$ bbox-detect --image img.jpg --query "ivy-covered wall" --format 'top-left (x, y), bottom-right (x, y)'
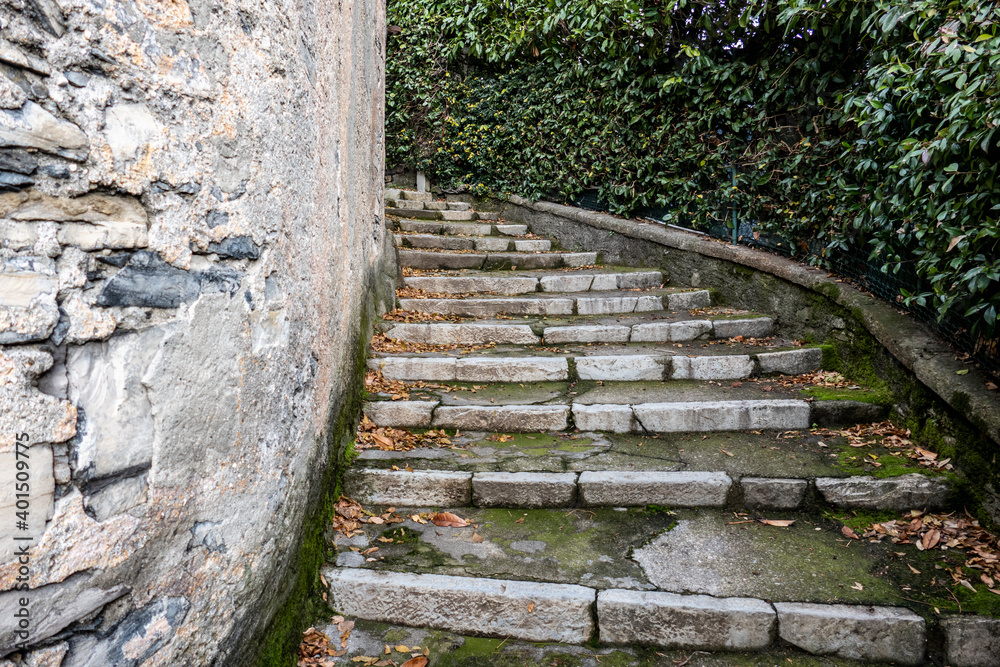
top-left (386, 0), bottom-right (1000, 341)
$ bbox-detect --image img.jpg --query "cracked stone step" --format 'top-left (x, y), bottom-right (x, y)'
top-left (578, 471), bottom-right (732, 507)
top-left (432, 405), bottom-right (571, 432)
top-left (398, 250), bottom-right (598, 271)
top-left (370, 349), bottom-right (822, 383)
top-left (814, 474), bottom-right (951, 510)
top-left (402, 270), bottom-right (663, 295)
top-left (322, 568), bottom-right (596, 643)
top-left (397, 289), bottom-right (707, 316)
top-left (774, 602), bottom-right (925, 665)
top-left (381, 317), bottom-right (773, 345)
top-left (597, 589), bottom-right (776, 651)
top-left (343, 468), bottom-right (471, 506)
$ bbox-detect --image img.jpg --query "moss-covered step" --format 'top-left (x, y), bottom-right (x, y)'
top-left (368, 348), bottom-right (821, 382)
top-left (343, 466), bottom-right (951, 512)
top-left (396, 288), bottom-right (708, 316)
top-left (401, 268), bottom-right (662, 294)
top-left (305, 616), bottom-right (873, 667)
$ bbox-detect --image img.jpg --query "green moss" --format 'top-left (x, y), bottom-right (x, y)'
top-left (824, 508), bottom-right (898, 533)
top-left (801, 385), bottom-right (893, 405)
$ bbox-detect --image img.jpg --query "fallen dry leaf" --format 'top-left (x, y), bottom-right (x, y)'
top-left (400, 657), bottom-right (428, 667)
top-left (760, 519), bottom-right (795, 527)
top-left (842, 525), bottom-right (860, 540)
top-left (431, 512), bottom-right (470, 527)
top-left (851, 582), bottom-right (864, 591)
top-left (472, 533), bottom-right (484, 543)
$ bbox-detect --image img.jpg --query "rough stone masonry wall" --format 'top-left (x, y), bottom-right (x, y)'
top-left (0, 0), bottom-right (393, 664)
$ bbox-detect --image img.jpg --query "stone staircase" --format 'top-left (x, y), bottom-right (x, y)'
top-left (315, 191), bottom-right (997, 666)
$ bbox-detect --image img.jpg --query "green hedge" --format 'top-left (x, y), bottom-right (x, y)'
top-left (386, 0), bottom-right (1000, 337)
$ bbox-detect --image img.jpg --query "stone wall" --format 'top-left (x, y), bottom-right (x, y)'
top-left (0, 0), bottom-right (393, 664)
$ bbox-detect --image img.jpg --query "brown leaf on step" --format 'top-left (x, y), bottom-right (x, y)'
top-left (400, 657), bottom-right (428, 667)
top-left (760, 519), bottom-right (795, 527)
top-left (851, 582), bottom-right (864, 591)
top-left (385, 645), bottom-right (391, 655)
top-left (528, 602), bottom-right (535, 613)
top-left (989, 588), bottom-right (1000, 596)
top-left (986, 381), bottom-right (998, 391)
top-left (922, 528), bottom-right (941, 550)
top-left (841, 525), bottom-right (860, 540)
top-left (431, 512), bottom-right (470, 527)
top-left (472, 533), bottom-right (485, 543)
top-left (369, 516), bottom-right (385, 525)
top-left (515, 517), bottom-right (526, 524)
top-left (908, 564), bottom-right (921, 575)
top-left (394, 646), bottom-right (411, 653)
top-left (720, 449), bottom-right (734, 457)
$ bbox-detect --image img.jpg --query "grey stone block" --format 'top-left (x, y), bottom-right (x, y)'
top-left (323, 568), bottom-right (596, 643)
top-left (631, 320), bottom-right (713, 343)
top-left (814, 474), bottom-right (951, 510)
top-left (363, 400), bottom-right (438, 427)
top-left (424, 201), bottom-right (448, 210)
top-left (713, 317), bottom-right (774, 339)
top-left (455, 357), bottom-right (568, 382)
top-left (562, 252), bottom-right (598, 266)
top-left (633, 400), bottom-right (810, 433)
top-left (667, 290), bottom-right (711, 310)
top-left (440, 210), bottom-right (476, 221)
top-left (635, 295), bottom-right (663, 312)
top-left (757, 348), bottom-right (823, 375)
top-left (671, 355), bottom-right (754, 381)
top-left (495, 224), bottom-right (528, 235)
top-left (589, 274), bottom-right (617, 291)
top-left (384, 323), bottom-right (540, 345)
top-left (373, 357), bottom-right (457, 381)
top-left (472, 472), bottom-right (578, 507)
top-left (572, 404), bottom-right (636, 433)
top-left (598, 589), bottom-right (775, 650)
top-left (775, 602), bottom-right (925, 665)
top-left (444, 223), bottom-right (493, 235)
top-left (473, 237), bottom-right (512, 251)
top-left (578, 471), bottom-right (732, 507)
top-left (741, 478), bottom-right (807, 510)
top-left (544, 325), bottom-right (630, 344)
top-left (394, 200), bottom-right (426, 210)
top-left (398, 221), bottom-right (443, 234)
top-left (513, 239), bottom-right (551, 251)
top-left (384, 188), bottom-right (402, 200)
top-left (398, 250), bottom-right (486, 270)
top-left (433, 405), bottom-right (570, 432)
top-left (577, 296), bottom-right (638, 315)
top-left (942, 617), bottom-right (1000, 667)
top-left (810, 400), bottom-right (889, 426)
top-left (576, 355), bottom-right (667, 381)
top-left (540, 274), bottom-right (593, 292)
top-left (401, 190), bottom-right (433, 202)
top-left (475, 211), bottom-right (501, 221)
top-left (447, 202), bottom-right (472, 211)
top-left (343, 468), bottom-right (471, 506)
top-left (617, 271), bottom-right (663, 289)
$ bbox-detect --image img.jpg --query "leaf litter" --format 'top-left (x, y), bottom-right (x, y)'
top-left (356, 414), bottom-right (452, 452)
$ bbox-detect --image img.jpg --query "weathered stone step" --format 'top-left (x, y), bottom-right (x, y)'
top-left (386, 198), bottom-right (472, 212)
top-left (402, 269), bottom-right (661, 294)
top-left (317, 617), bottom-right (889, 667)
top-left (361, 398), bottom-right (881, 433)
top-left (369, 348), bottom-right (822, 382)
top-left (385, 188), bottom-right (433, 202)
top-left (386, 207), bottom-right (479, 221)
top-left (381, 316), bottom-right (773, 345)
top-left (397, 288), bottom-right (708, 316)
top-left (343, 467), bottom-right (951, 511)
top-left (396, 233), bottom-right (553, 253)
top-left (399, 249), bottom-right (597, 271)
top-left (322, 505), bottom-right (978, 663)
top-left (396, 220), bottom-right (527, 236)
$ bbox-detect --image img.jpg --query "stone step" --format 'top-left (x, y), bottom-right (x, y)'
top-left (395, 234), bottom-right (553, 253)
top-left (396, 221), bottom-right (527, 236)
top-left (352, 428), bottom-right (953, 501)
top-left (321, 506), bottom-right (962, 663)
top-left (360, 399), bottom-right (880, 433)
top-left (386, 207), bottom-right (479, 221)
top-left (370, 348), bottom-right (821, 383)
top-left (399, 250), bottom-right (597, 271)
top-left (343, 467), bottom-right (950, 511)
top-left (382, 316), bottom-right (773, 345)
top-left (397, 288), bottom-right (708, 316)
top-left (402, 269), bottom-right (662, 295)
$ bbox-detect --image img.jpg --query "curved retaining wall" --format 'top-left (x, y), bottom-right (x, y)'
top-left (0, 1), bottom-right (392, 664)
top-left (502, 196), bottom-right (1000, 524)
